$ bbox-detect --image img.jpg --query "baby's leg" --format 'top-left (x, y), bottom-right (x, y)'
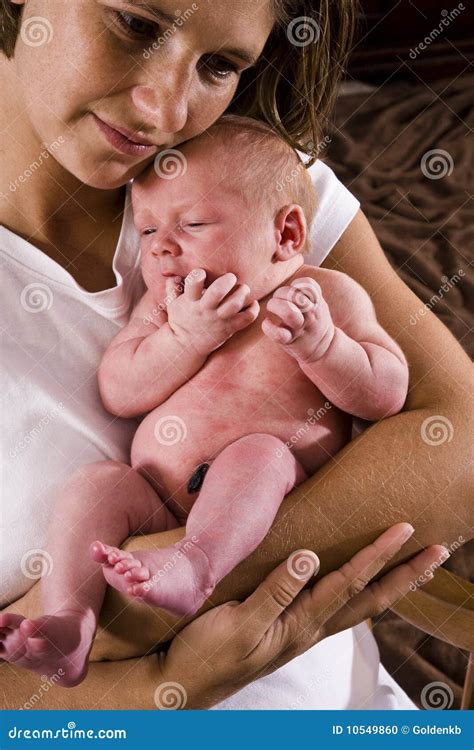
top-left (113, 435), bottom-right (306, 616)
top-left (0, 460), bottom-right (177, 686)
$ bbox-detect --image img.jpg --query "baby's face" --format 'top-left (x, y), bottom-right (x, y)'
top-left (132, 140), bottom-right (276, 300)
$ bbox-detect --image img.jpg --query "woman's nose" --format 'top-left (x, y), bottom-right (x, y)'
top-left (131, 64), bottom-right (191, 135)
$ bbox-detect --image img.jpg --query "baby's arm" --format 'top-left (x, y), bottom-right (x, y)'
top-left (99, 271), bottom-right (259, 418)
top-left (262, 270), bottom-right (408, 421)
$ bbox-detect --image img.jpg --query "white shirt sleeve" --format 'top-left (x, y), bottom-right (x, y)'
top-left (303, 159), bottom-right (360, 267)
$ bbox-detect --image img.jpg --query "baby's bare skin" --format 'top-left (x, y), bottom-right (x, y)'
top-left (0, 132), bottom-right (408, 686)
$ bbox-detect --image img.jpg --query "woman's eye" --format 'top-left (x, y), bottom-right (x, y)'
top-left (199, 56), bottom-right (240, 82)
top-left (113, 11), bottom-right (157, 39)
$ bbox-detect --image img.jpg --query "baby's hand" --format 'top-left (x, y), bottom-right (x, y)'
top-left (166, 269), bottom-right (260, 357)
top-left (262, 277), bottom-right (335, 362)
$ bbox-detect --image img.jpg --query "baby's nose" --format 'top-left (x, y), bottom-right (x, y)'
top-left (152, 234), bottom-right (181, 257)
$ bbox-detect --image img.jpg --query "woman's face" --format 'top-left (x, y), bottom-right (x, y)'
top-left (10, 0), bottom-right (275, 188)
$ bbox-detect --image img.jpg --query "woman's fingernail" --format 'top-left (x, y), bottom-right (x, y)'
top-left (439, 546), bottom-right (450, 562)
top-left (401, 524), bottom-right (415, 541)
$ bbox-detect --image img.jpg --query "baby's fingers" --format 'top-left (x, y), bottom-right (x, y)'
top-left (262, 317), bottom-right (294, 345)
top-left (184, 269), bottom-right (206, 301)
top-left (266, 298), bottom-right (305, 329)
top-left (216, 284), bottom-right (251, 319)
top-left (165, 276), bottom-right (183, 306)
top-left (231, 300), bottom-right (260, 331)
top-left (201, 273), bottom-right (238, 309)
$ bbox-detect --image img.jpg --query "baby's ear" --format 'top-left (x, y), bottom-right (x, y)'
top-left (273, 204), bottom-right (307, 262)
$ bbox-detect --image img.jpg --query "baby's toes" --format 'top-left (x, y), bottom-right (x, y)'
top-left (89, 540), bottom-right (115, 563)
top-left (107, 548), bottom-right (132, 565)
top-left (127, 582), bottom-right (149, 598)
top-left (114, 558), bottom-right (141, 574)
top-left (26, 636), bottom-right (53, 656)
top-left (124, 564), bottom-right (150, 583)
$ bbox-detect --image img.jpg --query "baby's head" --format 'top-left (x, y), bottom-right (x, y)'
top-left (132, 114), bottom-right (317, 300)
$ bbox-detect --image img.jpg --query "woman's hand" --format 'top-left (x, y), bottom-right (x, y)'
top-left (157, 523), bottom-right (448, 709)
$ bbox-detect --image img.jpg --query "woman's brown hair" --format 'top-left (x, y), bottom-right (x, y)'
top-left (1, 0), bottom-right (359, 163)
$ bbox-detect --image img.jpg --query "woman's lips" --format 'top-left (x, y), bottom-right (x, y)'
top-left (92, 114), bottom-right (157, 156)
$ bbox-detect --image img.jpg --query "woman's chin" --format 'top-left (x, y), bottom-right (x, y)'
top-left (75, 159), bottom-right (155, 190)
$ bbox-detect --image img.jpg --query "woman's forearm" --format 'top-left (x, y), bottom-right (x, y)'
top-left (91, 396), bottom-right (471, 661)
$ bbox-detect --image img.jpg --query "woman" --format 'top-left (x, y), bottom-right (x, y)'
top-left (1, 0), bottom-right (471, 709)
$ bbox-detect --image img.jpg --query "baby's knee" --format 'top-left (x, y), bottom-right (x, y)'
top-left (61, 460), bottom-right (132, 499)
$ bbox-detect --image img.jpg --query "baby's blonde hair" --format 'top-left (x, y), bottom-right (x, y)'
top-left (187, 114), bottom-right (318, 253)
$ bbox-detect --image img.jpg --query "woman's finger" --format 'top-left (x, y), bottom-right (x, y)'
top-left (237, 549), bottom-right (320, 642)
top-left (306, 523), bottom-right (416, 625)
top-left (322, 544), bottom-right (450, 638)
top-left (184, 268), bottom-right (206, 301)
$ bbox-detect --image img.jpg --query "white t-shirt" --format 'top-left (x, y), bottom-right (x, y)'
top-left (0, 160), bottom-right (415, 709)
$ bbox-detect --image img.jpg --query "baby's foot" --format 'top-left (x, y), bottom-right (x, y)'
top-left (90, 540), bottom-right (215, 617)
top-left (0, 609), bottom-right (96, 687)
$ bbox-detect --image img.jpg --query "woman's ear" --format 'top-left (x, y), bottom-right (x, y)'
top-left (272, 204), bottom-right (307, 262)
top-left (11, 1), bottom-right (26, 5)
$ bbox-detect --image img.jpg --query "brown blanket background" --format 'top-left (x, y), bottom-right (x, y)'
top-left (325, 72), bottom-right (473, 708)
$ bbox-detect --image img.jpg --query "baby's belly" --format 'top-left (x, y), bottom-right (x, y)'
top-left (130, 377), bottom-right (352, 522)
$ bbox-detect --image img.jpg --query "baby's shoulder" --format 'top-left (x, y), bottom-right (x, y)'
top-left (291, 264), bottom-right (357, 295)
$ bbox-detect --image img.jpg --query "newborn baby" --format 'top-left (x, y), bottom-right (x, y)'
top-left (0, 115), bottom-right (408, 686)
